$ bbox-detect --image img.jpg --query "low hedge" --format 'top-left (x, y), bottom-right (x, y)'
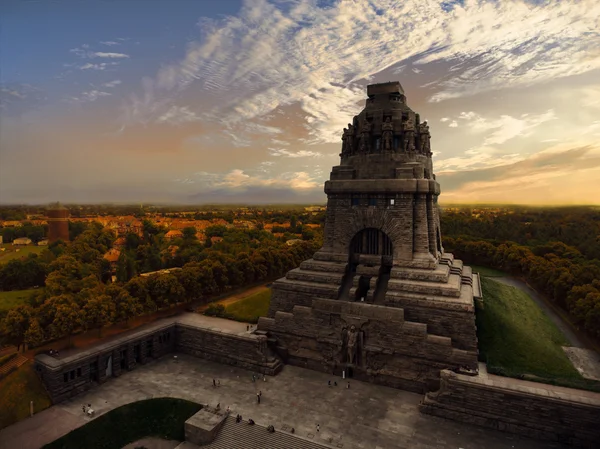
top-left (44, 398), bottom-right (202, 449)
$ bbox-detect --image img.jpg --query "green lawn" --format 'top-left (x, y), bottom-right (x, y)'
top-left (470, 264), bottom-right (507, 278)
top-left (0, 289), bottom-right (38, 312)
top-left (43, 398), bottom-right (202, 449)
top-left (225, 289), bottom-right (271, 323)
top-left (476, 277), bottom-right (588, 383)
top-left (0, 244), bottom-right (45, 265)
top-left (0, 362), bottom-right (52, 430)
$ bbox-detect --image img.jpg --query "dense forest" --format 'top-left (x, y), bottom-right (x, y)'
top-left (0, 215), bottom-right (322, 351)
top-left (441, 207), bottom-right (600, 338)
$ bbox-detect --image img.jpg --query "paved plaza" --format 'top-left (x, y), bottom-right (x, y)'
top-left (0, 354), bottom-right (565, 449)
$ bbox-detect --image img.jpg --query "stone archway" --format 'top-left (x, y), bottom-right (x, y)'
top-left (349, 228), bottom-right (393, 263)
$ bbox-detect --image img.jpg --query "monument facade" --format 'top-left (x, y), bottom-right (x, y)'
top-left (258, 81), bottom-right (482, 392)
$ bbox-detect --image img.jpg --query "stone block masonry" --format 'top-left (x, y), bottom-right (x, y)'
top-left (420, 367), bottom-right (600, 448)
top-left (34, 314), bottom-right (281, 404)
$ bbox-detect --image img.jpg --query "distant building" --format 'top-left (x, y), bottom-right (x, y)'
top-left (37, 239), bottom-right (49, 246)
top-left (47, 202), bottom-right (70, 243)
top-left (13, 237), bottom-right (32, 246)
top-left (165, 230), bottom-right (183, 240)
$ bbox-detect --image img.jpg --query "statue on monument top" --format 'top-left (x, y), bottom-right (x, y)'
top-left (419, 121), bottom-right (431, 154)
top-left (359, 121), bottom-right (372, 153)
top-left (341, 124), bottom-right (354, 154)
top-left (381, 117), bottom-right (394, 151)
top-left (403, 118), bottom-right (416, 152)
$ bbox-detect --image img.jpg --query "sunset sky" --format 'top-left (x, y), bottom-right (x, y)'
top-left (1, 0), bottom-right (599, 205)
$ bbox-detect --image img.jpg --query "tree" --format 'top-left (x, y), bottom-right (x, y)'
top-left (50, 298), bottom-right (82, 347)
top-left (83, 295), bottom-right (115, 336)
top-left (1, 306), bottom-right (31, 352)
top-left (25, 319), bottom-right (45, 348)
top-left (116, 251), bottom-right (128, 283)
top-left (114, 289), bottom-right (142, 325)
top-left (182, 227), bottom-right (197, 240)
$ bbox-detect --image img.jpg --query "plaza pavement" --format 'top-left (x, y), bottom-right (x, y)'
top-left (0, 354), bottom-right (565, 449)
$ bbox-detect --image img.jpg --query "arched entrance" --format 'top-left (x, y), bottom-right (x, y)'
top-left (338, 228), bottom-right (393, 302)
top-left (349, 228), bottom-right (393, 263)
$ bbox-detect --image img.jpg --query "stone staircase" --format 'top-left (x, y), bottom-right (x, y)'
top-left (0, 354), bottom-right (28, 375)
top-left (177, 416), bottom-right (335, 449)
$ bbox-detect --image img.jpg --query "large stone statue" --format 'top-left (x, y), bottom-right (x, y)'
top-left (346, 325), bottom-right (358, 364)
top-left (359, 121), bottom-right (372, 152)
top-left (341, 124), bottom-right (354, 154)
top-left (419, 121), bottom-right (431, 154)
top-left (403, 118), bottom-right (415, 152)
top-left (381, 117), bottom-right (394, 151)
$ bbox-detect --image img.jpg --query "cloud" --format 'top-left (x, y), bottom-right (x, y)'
top-left (440, 117), bottom-right (450, 122)
top-left (157, 106), bottom-right (202, 125)
top-left (78, 90), bottom-right (112, 102)
top-left (458, 109), bottom-right (557, 145)
top-left (77, 62), bottom-right (119, 70)
top-left (189, 169), bottom-right (319, 191)
top-left (122, 0), bottom-right (600, 144)
top-left (100, 41), bottom-right (120, 46)
top-left (268, 148), bottom-right (322, 158)
top-left (0, 83), bottom-right (47, 114)
top-left (449, 121), bottom-right (458, 128)
top-left (70, 47), bottom-right (129, 59)
top-left (102, 80), bottom-right (122, 88)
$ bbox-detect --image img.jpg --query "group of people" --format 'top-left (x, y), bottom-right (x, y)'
top-left (328, 379), bottom-right (351, 389)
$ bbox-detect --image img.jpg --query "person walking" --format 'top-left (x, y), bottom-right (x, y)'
top-left (347, 382), bottom-right (350, 389)
top-left (257, 392), bottom-right (261, 404)
top-left (213, 378), bottom-right (216, 387)
top-left (328, 380), bottom-right (331, 387)
top-left (259, 390), bottom-right (262, 397)
top-left (316, 424), bottom-right (320, 432)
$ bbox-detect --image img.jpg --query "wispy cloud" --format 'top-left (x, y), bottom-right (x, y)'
top-left (70, 46), bottom-right (129, 59)
top-left (122, 0), bottom-right (600, 145)
top-left (187, 169), bottom-right (319, 191)
top-left (102, 80), bottom-right (122, 88)
top-left (100, 41), bottom-right (120, 46)
top-left (76, 62), bottom-right (119, 70)
top-left (268, 148), bottom-right (322, 158)
top-left (157, 106), bottom-right (201, 125)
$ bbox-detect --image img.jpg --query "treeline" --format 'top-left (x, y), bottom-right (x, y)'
top-left (441, 207), bottom-right (600, 338)
top-left (0, 221), bottom-right (321, 350)
top-left (1, 222), bottom-right (47, 243)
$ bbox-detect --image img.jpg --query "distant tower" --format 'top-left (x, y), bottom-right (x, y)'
top-left (47, 202), bottom-right (70, 243)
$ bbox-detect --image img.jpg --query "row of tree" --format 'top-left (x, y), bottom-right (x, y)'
top-left (441, 207), bottom-right (600, 338)
top-left (0, 220), bottom-right (321, 350)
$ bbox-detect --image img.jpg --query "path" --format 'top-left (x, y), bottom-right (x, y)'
top-left (0, 355), bottom-right (566, 449)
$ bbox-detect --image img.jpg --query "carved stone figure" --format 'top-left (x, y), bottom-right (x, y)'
top-left (359, 121), bottom-right (372, 152)
top-left (419, 121), bottom-right (430, 154)
top-left (403, 118), bottom-right (415, 152)
top-left (346, 325), bottom-right (358, 364)
top-left (381, 117), bottom-right (394, 151)
top-left (341, 124), bottom-right (354, 154)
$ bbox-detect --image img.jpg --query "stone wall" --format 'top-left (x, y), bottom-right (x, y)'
top-left (177, 324), bottom-right (282, 376)
top-left (35, 315), bottom-right (282, 404)
top-left (420, 369), bottom-right (600, 448)
top-left (259, 299), bottom-right (477, 393)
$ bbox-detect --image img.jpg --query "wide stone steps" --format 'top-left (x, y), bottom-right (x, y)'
top-left (299, 259), bottom-right (348, 273)
top-left (189, 416), bottom-right (334, 449)
top-left (285, 268), bottom-right (345, 285)
top-left (274, 278), bottom-right (340, 299)
top-left (386, 274), bottom-right (462, 297)
top-left (390, 264), bottom-right (450, 282)
top-left (0, 354), bottom-right (28, 375)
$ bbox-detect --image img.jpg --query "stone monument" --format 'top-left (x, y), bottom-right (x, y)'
top-left (258, 81), bottom-right (482, 392)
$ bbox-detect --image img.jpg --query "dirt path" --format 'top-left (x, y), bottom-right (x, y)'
top-left (194, 285), bottom-right (269, 312)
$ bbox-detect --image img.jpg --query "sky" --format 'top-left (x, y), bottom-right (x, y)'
top-left (1, 0), bottom-right (600, 206)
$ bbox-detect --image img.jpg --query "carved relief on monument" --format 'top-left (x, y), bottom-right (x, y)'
top-left (359, 121), bottom-right (372, 153)
top-left (418, 121), bottom-right (431, 154)
top-left (341, 123), bottom-right (354, 155)
top-left (381, 117), bottom-right (394, 152)
top-left (340, 324), bottom-right (365, 366)
top-left (403, 118), bottom-right (416, 152)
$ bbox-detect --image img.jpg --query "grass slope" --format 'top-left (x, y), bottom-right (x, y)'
top-left (470, 265), bottom-right (507, 278)
top-left (44, 398), bottom-right (202, 449)
top-left (0, 361), bottom-right (52, 430)
top-left (226, 289), bottom-right (271, 323)
top-left (0, 289), bottom-right (37, 312)
top-left (476, 277), bottom-right (581, 380)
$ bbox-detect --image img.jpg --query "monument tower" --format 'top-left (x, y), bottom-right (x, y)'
top-left (258, 81), bottom-right (482, 392)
